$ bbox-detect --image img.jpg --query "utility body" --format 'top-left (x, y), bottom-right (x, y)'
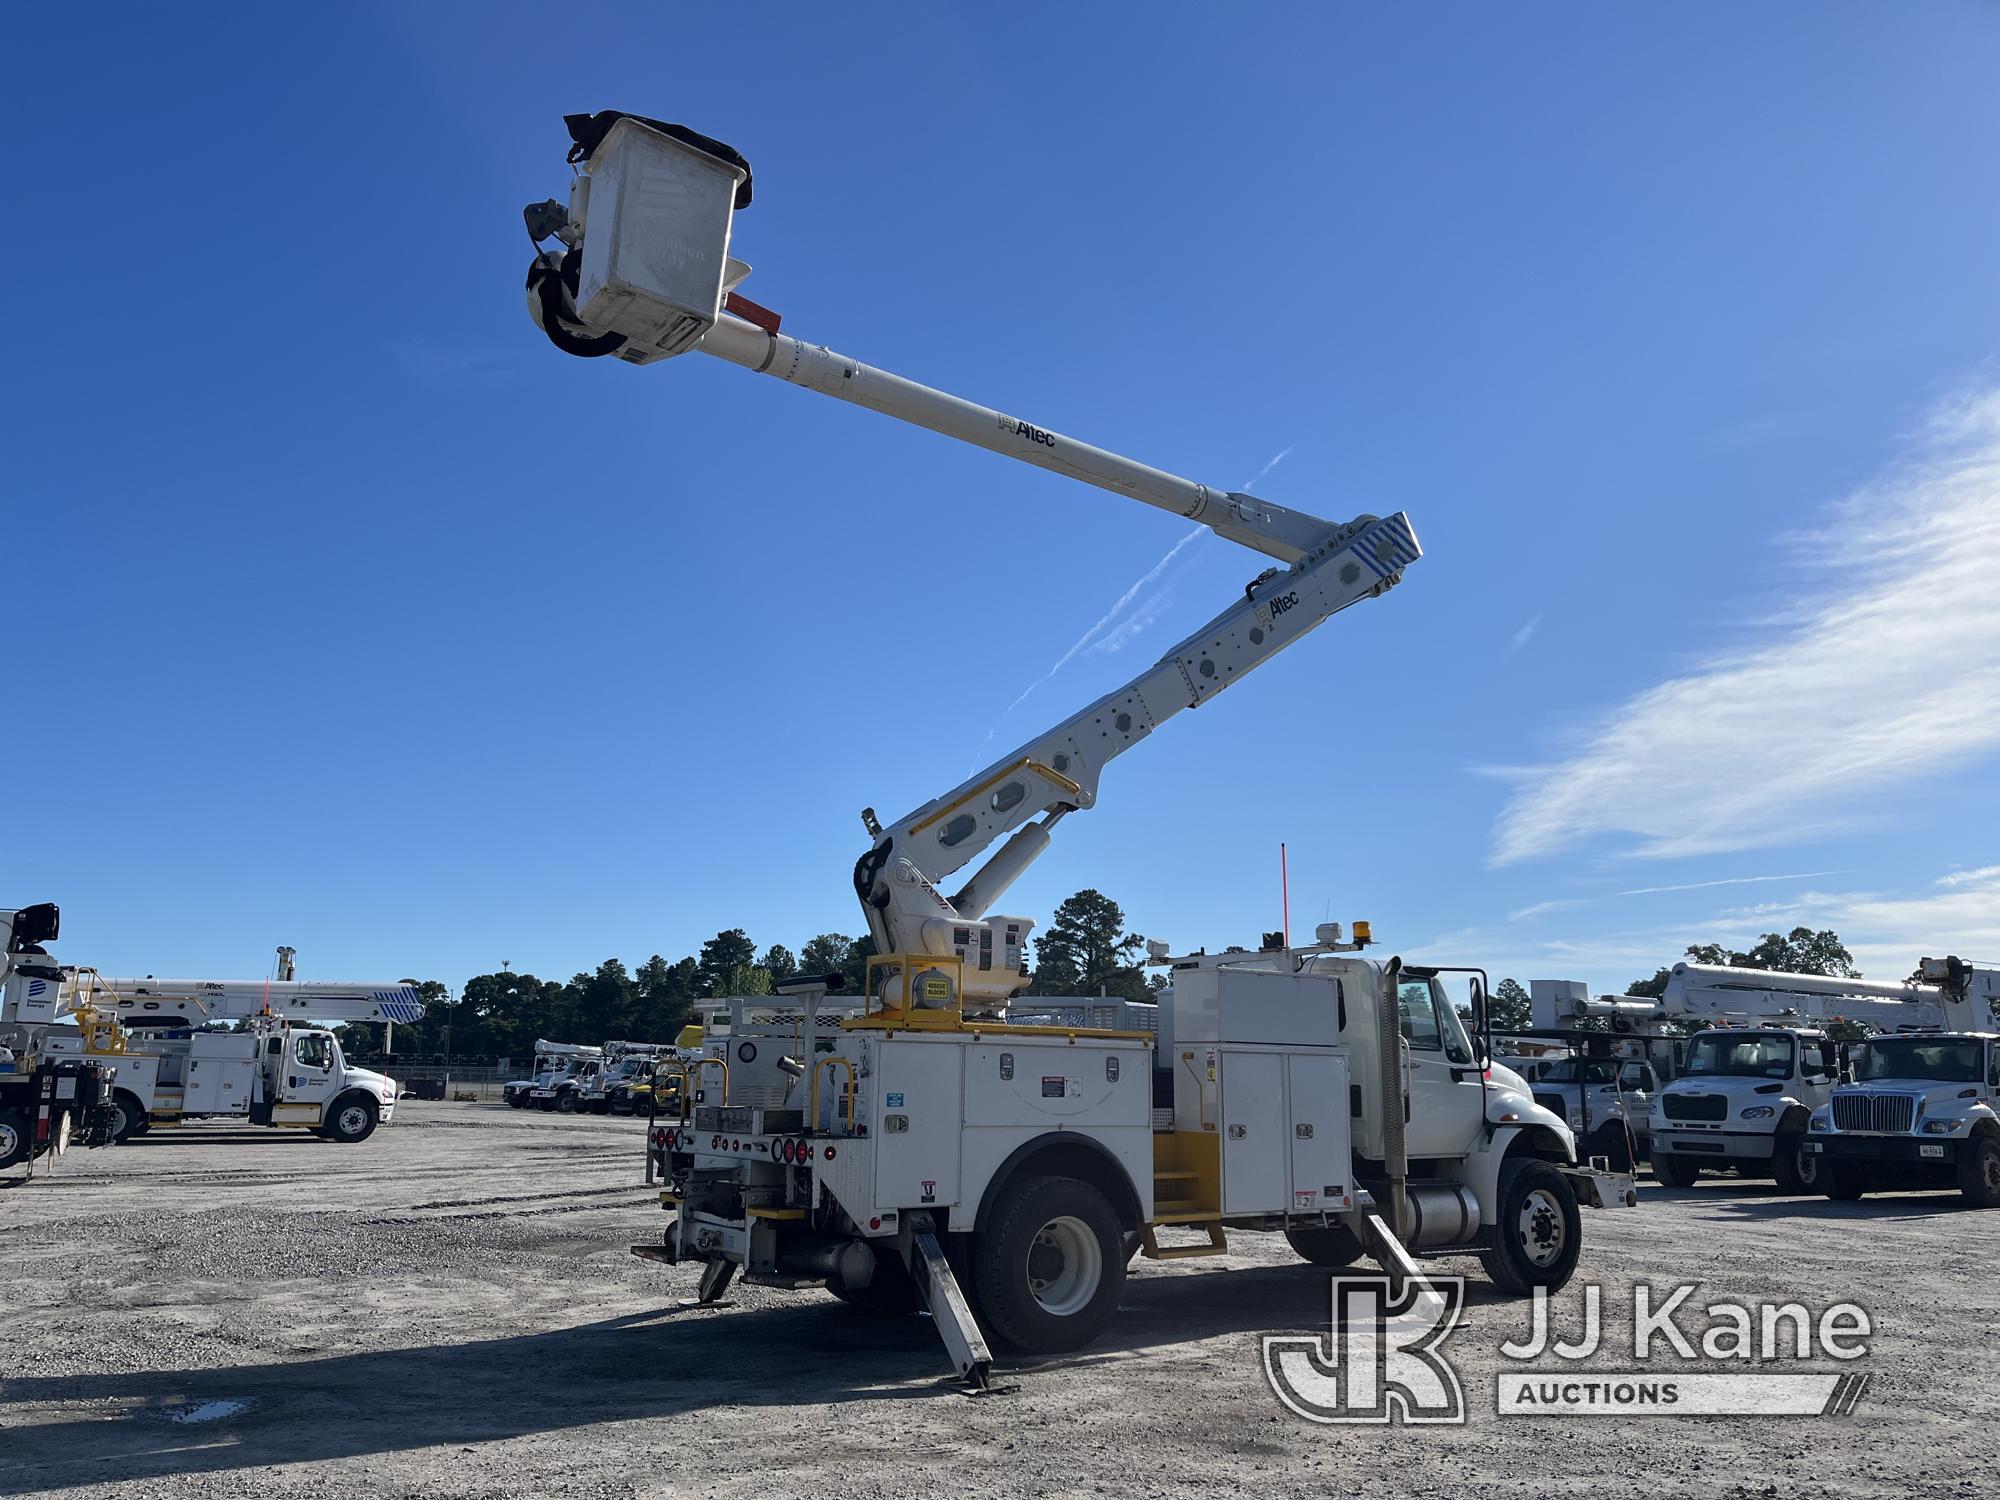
top-left (521, 111), bottom-right (1631, 1383)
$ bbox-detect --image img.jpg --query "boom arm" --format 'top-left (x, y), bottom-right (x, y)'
top-left (523, 113), bottom-right (1424, 1002)
top-left (62, 970), bottom-right (426, 1028)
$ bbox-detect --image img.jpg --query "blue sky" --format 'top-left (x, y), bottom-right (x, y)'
top-left (10, 4), bottom-right (1999, 1002)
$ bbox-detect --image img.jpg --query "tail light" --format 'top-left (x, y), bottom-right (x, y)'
top-left (822, 1144), bottom-right (837, 1161)
top-left (652, 1128), bottom-right (667, 1148)
top-left (779, 1137), bottom-right (795, 1163)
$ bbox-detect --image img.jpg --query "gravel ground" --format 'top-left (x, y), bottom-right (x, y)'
top-left (2, 1104), bottom-right (1995, 1499)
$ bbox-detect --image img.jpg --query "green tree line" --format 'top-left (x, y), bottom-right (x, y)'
top-left (343, 888), bottom-right (1164, 1061)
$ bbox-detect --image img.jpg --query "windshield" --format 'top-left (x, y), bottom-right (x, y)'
top-left (1855, 1039), bottom-right (1984, 1083)
top-left (1683, 1032), bottom-right (1794, 1079)
top-left (1535, 1059), bottom-right (1618, 1085)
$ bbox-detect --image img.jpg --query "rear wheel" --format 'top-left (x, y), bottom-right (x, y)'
top-left (972, 1175), bottom-right (1126, 1355)
top-left (1958, 1134), bottom-right (2000, 1209)
top-left (1651, 1152), bottom-right (1700, 1188)
top-left (324, 1095), bottom-right (378, 1144)
top-left (1285, 1224), bottom-right (1366, 1267)
top-left (0, 1111), bottom-right (30, 1170)
top-left (828, 1248), bottom-right (924, 1316)
top-left (1480, 1158), bottom-right (1582, 1295)
top-left (108, 1092), bottom-right (147, 1144)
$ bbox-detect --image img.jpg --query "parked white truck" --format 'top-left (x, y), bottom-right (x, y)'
top-left (0, 904), bottom-right (120, 1173)
top-left (1540, 959), bottom-right (1994, 1191)
top-left (1806, 1024), bottom-right (2000, 1207)
top-left (45, 964), bottom-right (423, 1144)
top-left (503, 1040), bottom-right (596, 1108)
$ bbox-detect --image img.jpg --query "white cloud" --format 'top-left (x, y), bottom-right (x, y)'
top-left (1490, 386), bottom-right (2000, 865)
top-left (1507, 614), bottom-right (1542, 654)
top-left (1615, 870), bottom-right (1844, 898)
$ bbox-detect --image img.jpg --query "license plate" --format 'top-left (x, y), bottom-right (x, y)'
top-left (1920, 1143), bottom-right (1945, 1158)
top-left (1804, 1141), bottom-right (1822, 1153)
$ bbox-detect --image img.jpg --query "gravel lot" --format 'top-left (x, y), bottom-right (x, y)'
top-left (2, 1104), bottom-right (1995, 1499)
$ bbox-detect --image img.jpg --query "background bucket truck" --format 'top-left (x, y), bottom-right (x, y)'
top-left (1537, 959), bottom-right (1992, 1191)
top-left (521, 109), bottom-right (1633, 1385)
top-left (0, 904), bottom-right (118, 1173)
top-left (36, 949), bottom-right (423, 1144)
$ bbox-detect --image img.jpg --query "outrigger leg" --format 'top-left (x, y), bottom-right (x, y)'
top-left (911, 1230), bottom-right (998, 1392)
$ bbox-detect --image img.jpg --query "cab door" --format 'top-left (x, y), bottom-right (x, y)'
top-left (281, 1031), bottom-right (341, 1114)
top-left (1397, 976), bottom-right (1487, 1159)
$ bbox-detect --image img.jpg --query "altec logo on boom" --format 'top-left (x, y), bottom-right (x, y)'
top-left (1264, 1280), bottom-right (1874, 1424)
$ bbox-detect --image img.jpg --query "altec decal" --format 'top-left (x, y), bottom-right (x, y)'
top-left (1014, 420), bottom-right (1056, 447)
top-left (1268, 591), bottom-right (1300, 618)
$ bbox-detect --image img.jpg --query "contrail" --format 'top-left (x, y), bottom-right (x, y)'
top-left (970, 444), bottom-right (1298, 763)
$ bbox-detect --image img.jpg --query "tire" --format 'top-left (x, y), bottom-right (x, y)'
top-left (1585, 1122), bottom-right (1635, 1174)
top-left (0, 1111), bottom-right (30, 1171)
top-left (108, 1092), bottom-right (147, 1145)
top-left (1771, 1127), bottom-right (1813, 1194)
top-left (1823, 1160), bottom-right (1868, 1201)
top-left (971, 1175), bottom-right (1126, 1355)
top-left (1651, 1152), bottom-right (1700, 1188)
top-left (1480, 1157), bottom-right (1583, 1295)
top-left (828, 1248), bottom-right (924, 1316)
top-left (1957, 1134), bottom-right (2000, 1209)
top-left (1285, 1224), bottom-right (1366, 1267)
top-left (324, 1094), bottom-right (379, 1144)
top-left (554, 1091), bottom-right (577, 1115)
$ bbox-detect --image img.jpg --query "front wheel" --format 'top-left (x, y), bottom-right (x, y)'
top-left (554, 1092), bottom-right (577, 1114)
top-left (1284, 1224), bottom-right (1365, 1267)
top-left (972, 1175), bottom-right (1126, 1355)
top-left (1823, 1160), bottom-right (1869, 1201)
top-left (1651, 1152), bottom-right (1700, 1188)
top-left (1771, 1127), bottom-right (1815, 1194)
top-left (1958, 1134), bottom-right (2000, 1209)
top-left (1480, 1158), bottom-right (1582, 1295)
top-left (324, 1095), bottom-right (379, 1144)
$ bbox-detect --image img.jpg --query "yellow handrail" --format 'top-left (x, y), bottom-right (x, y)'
top-left (692, 1057), bottom-right (729, 1109)
top-left (809, 1056), bottom-right (857, 1135)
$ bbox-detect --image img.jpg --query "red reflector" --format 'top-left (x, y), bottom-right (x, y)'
top-left (869, 1217), bottom-right (881, 1230)
top-left (823, 1145), bottom-right (836, 1160)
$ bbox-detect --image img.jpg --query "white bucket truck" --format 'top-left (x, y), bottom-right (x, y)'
top-left (1544, 961), bottom-right (1987, 1191)
top-left (1804, 957), bottom-right (2000, 1205)
top-left (43, 960), bottom-right (423, 1144)
top-left (518, 112), bottom-right (1630, 1384)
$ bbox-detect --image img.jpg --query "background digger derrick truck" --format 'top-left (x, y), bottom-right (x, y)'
top-left (0, 904), bottom-right (118, 1174)
top-left (32, 957), bottom-right (423, 1144)
top-left (523, 110), bottom-right (1633, 1385)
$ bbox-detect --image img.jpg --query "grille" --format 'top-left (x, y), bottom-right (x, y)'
top-left (1832, 1094), bottom-right (1916, 1134)
top-left (1663, 1093), bottom-right (1728, 1122)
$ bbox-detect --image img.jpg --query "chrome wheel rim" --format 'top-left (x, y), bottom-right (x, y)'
top-left (1518, 1187), bottom-right (1566, 1267)
top-left (1027, 1215), bottom-right (1102, 1317)
top-left (338, 1105), bottom-right (370, 1136)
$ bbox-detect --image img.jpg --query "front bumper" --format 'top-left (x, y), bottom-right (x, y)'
top-left (1806, 1134), bottom-right (1962, 1165)
top-left (1651, 1128), bottom-right (1776, 1162)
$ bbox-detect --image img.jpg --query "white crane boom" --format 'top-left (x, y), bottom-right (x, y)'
top-left (1539, 961), bottom-right (1991, 1034)
top-left (61, 969), bottom-right (426, 1028)
top-left (522, 112), bottom-right (1423, 1002)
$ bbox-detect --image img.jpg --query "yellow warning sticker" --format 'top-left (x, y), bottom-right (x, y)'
top-left (921, 978), bottom-right (952, 1002)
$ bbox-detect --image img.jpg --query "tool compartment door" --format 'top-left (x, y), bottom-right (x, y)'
top-left (1286, 1052), bottom-right (1352, 1213)
top-left (184, 1036), bottom-right (253, 1114)
top-left (872, 1041), bottom-right (963, 1212)
top-left (1220, 1050), bottom-right (1287, 1215)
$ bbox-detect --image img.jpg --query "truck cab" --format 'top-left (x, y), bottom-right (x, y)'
top-left (1650, 1027), bottom-right (1840, 1192)
top-left (1805, 1033), bottom-right (2000, 1206)
top-left (1522, 1055), bottom-right (1657, 1163)
top-left (534, 1057), bottom-right (602, 1113)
